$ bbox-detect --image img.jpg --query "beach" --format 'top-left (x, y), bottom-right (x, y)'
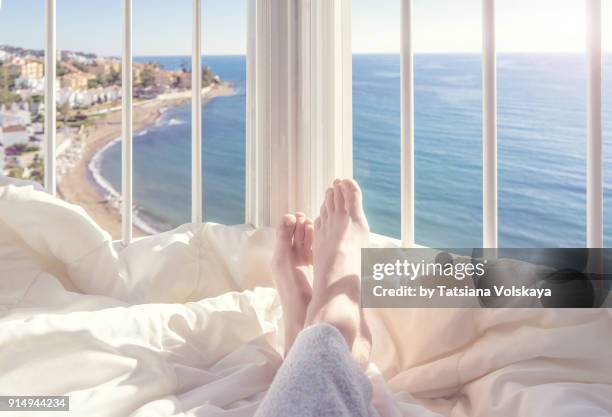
top-left (57, 83), bottom-right (234, 241)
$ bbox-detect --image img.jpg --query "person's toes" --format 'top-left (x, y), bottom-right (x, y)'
top-left (333, 180), bottom-right (346, 213)
top-left (304, 219), bottom-right (314, 262)
top-left (314, 216), bottom-right (322, 231)
top-left (341, 179), bottom-right (364, 220)
top-left (342, 178), bottom-right (362, 198)
top-left (294, 212), bottom-right (306, 248)
top-left (304, 219), bottom-right (314, 249)
top-left (320, 202), bottom-right (328, 221)
top-left (325, 187), bottom-right (335, 213)
top-left (277, 214), bottom-right (297, 244)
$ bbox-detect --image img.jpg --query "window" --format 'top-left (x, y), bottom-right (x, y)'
top-left (352, 7), bottom-right (401, 240)
top-left (56, 0), bottom-right (123, 238)
top-left (202, 0), bottom-right (246, 226)
top-left (352, 0), bottom-right (482, 248)
top-left (127, 0), bottom-right (195, 236)
top-left (0, 1), bottom-right (45, 186)
top-left (413, 0), bottom-right (482, 248)
top-left (497, 0), bottom-right (588, 247)
top-left (93, 0), bottom-right (246, 239)
top-left (3, 0), bottom-right (607, 248)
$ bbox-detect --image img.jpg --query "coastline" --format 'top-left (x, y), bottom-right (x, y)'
top-left (57, 83), bottom-right (235, 240)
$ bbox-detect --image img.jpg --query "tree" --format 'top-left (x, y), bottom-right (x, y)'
top-left (171, 74), bottom-right (182, 89)
top-left (202, 67), bottom-right (213, 87)
top-left (140, 67), bottom-right (156, 88)
top-left (88, 78), bottom-right (100, 89)
top-left (96, 72), bottom-right (107, 87)
top-left (0, 64), bottom-right (18, 92)
top-left (108, 68), bottom-right (121, 86)
top-left (59, 102), bottom-right (71, 121)
top-left (0, 90), bottom-right (20, 105)
top-left (28, 158), bottom-right (44, 183)
top-left (56, 63), bottom-right (68, 77)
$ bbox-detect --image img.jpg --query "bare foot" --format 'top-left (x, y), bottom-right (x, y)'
top-left (272, 212), bottom-right (314, 354)
top-left (306, 179), bottom-right (372, 367)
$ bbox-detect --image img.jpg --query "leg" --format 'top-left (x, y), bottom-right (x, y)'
top-left (306, 178), bottom-right (372, 367)
top-left (254, 323), bottom-right (376, 417)
top-left (272, 212), bottom-right (314, 354)
top-left (259, 179), bottom-right (375, 417)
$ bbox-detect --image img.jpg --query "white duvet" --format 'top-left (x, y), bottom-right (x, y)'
top-left (1, 177), bottom-right (611, 417)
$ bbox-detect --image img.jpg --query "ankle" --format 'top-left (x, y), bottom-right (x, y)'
top-left (306, 297), bottom-right (360, 348)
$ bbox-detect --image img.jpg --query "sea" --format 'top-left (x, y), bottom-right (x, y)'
top-left (95, 54), bottom-right (612, 248)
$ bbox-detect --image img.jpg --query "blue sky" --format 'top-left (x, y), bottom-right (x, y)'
top-left (0, 0), bottom-right (610, 56)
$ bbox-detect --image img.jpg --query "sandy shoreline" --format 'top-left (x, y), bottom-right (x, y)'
top-left (57, 83), bottom-right (235, 241)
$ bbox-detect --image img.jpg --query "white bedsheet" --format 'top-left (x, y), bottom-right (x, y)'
top-left (1, 177), bottom-right (611, 417)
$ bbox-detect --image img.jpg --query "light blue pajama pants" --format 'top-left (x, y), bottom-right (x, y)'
top-left (255, 323), bottom-right (378, 417)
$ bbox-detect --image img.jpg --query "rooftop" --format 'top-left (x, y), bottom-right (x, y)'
top-left (2, 125), bottom-right (26, 133)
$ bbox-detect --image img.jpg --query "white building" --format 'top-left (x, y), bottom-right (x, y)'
top-left (0, 125), bottom-right (29, 147)
top-left (0, 50), bottom-right (10, 63)
top-left (63, 51), bottom-right (96, 65)
top-left (0, 109), bottom-right (31, 128)
top-left (64, 89), bottom-right (92, 108)
top-left (57, 86), bottom-right (121, 108)
top-left (15, 76), bottom-right (45, 92)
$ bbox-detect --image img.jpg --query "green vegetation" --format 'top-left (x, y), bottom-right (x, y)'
top-left (0, 90), bottom-right (20, 104)
top-left (140, 66), bottom-right (156, 88)
top-left (7, 167), bottom-right (24, 179)
top-left (59, 102), bottom-right (71, 121)
top-left (94, 68), bottom-right (121, 88)
top-left (27, 94), bottom-right (43, 104)
top-left (57, 109), bottom-right (91, 128)
top-left (171, 75), bottom-right (182, 89)
top-left (57, 63), bottom-right (68, 77)
top-left (65, 119), bottom-right (92, 129)
top-left (8, 143), bottom-right (39, 155)
top-left (28, 156), bottom-right (44, 183)
top-left (0, 63), bottom-right (19, 104)
top-left (202, 67), bottom-right (214, 86)
top-left (88, 78), bottom-right (101, 89)
top-left (107, 68), bottom-right (121, 87)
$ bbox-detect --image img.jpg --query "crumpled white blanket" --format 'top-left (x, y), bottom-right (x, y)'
top-left (1, 177), bottom-right (611, 417)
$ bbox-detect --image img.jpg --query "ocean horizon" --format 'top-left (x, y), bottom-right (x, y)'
top-left (95, 53), bottom-right (612, 248)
